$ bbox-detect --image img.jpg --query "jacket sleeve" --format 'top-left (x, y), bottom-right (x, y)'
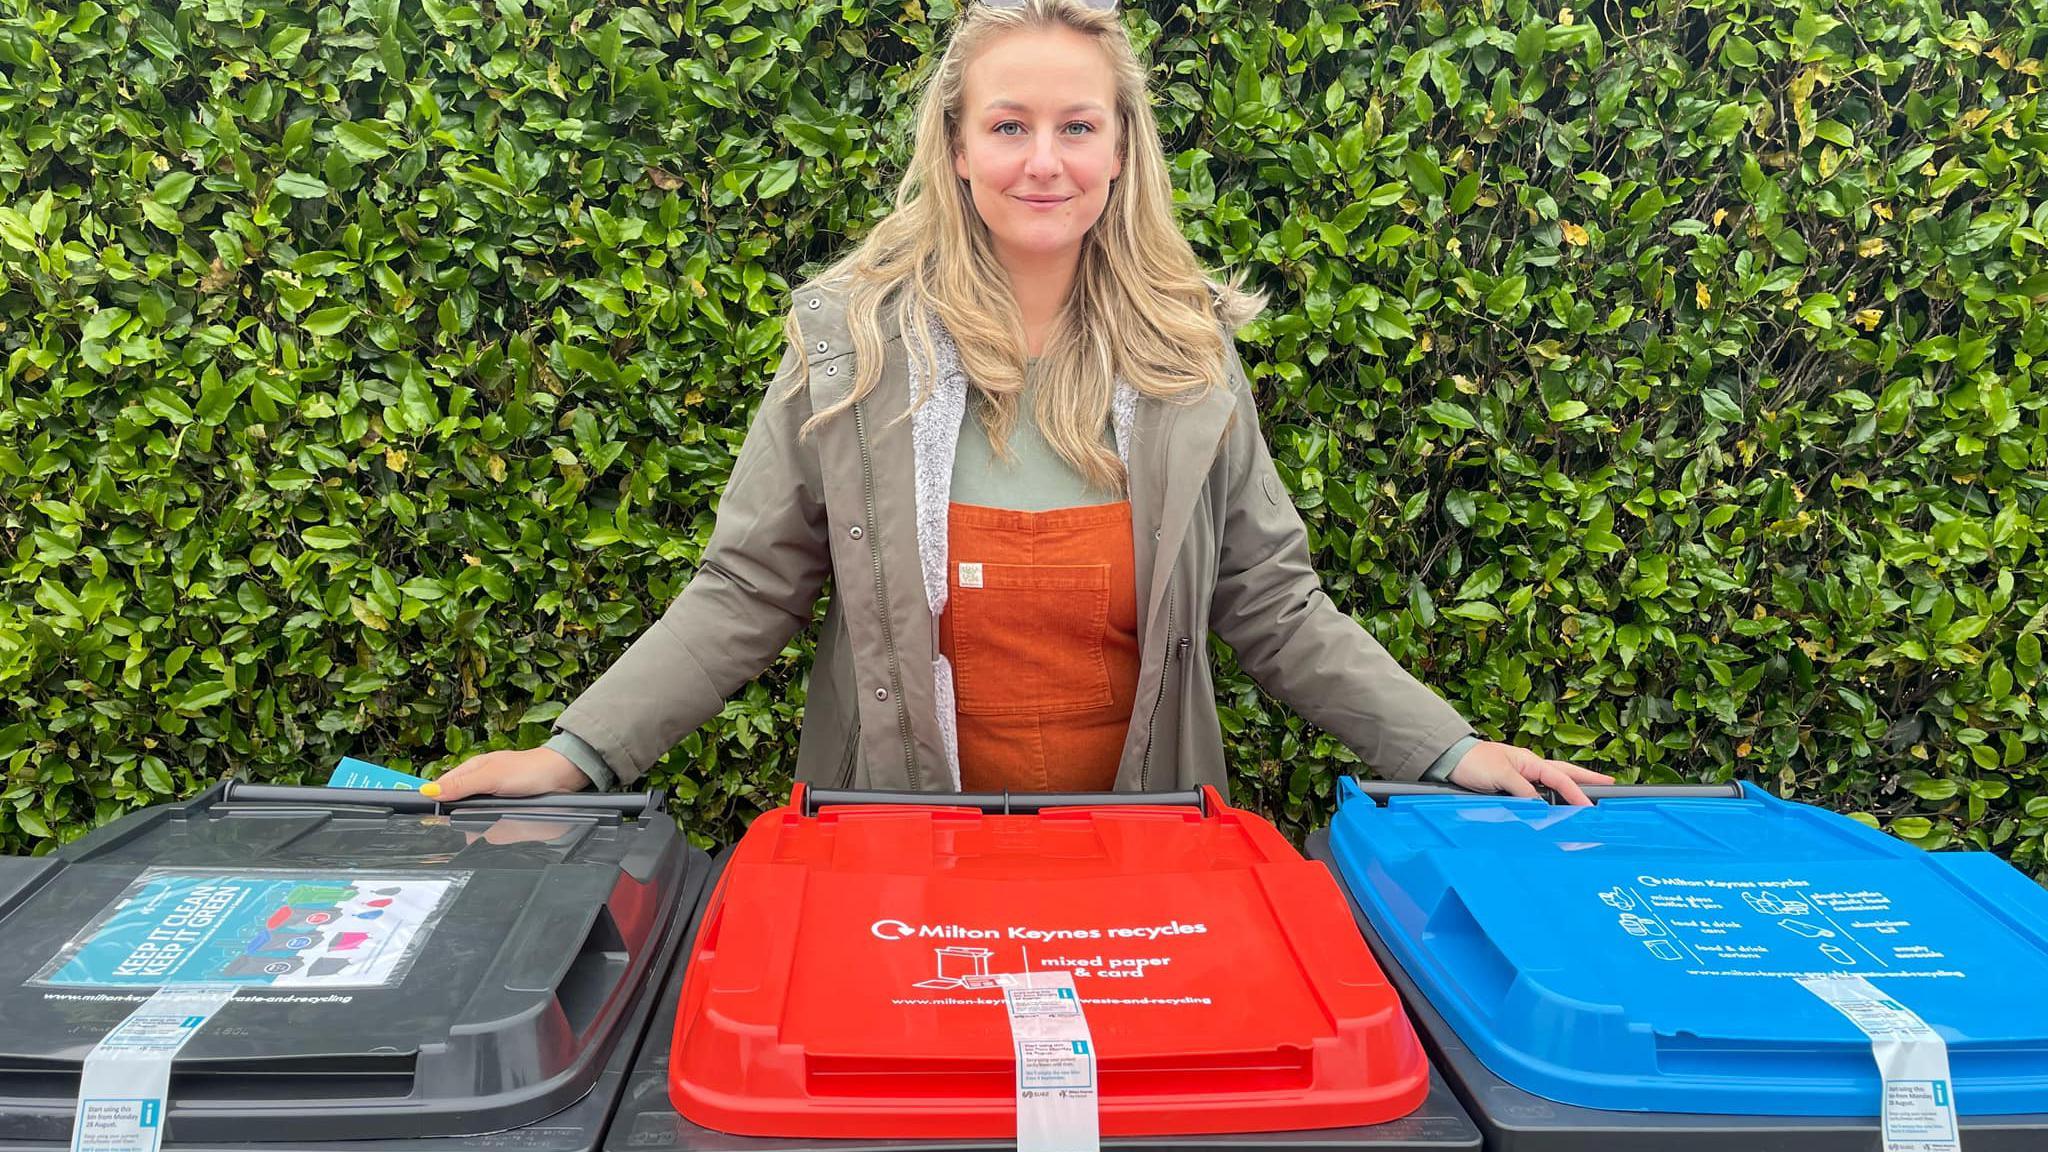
top-left (551, 336), bottom-right (832, 786)
top-left (1205, 341), bottom-right (1475, 781)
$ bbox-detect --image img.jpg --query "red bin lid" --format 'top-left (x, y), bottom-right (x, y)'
top-left (669, 786), bottom-right (1428, 1138)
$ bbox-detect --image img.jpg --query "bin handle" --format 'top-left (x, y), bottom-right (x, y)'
top-left (799, 786), bottom-right (1211, 818)
top-left (1347, 781), bottom-right (1746, 806)
top-left (219, 781), bottom-right (668, 818)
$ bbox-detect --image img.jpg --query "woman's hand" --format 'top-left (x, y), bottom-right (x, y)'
top-left (423, 747), bottom-right (591, 801)
top-left (1447, 741), bottom-right (1614, 806)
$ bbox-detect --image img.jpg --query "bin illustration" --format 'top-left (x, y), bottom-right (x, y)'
top-left (0, 781), bottom-right (708, 1152)
top-left (606, 785), bottom-right (1481, 1150)
top-left (1313, 780), bottom-right (2048, 1151)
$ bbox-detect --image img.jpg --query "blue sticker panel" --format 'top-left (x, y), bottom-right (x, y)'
top-left (1325, 781), bottom-right (2048, 1117)
top-left (31, 869), bottom-right (465, 989)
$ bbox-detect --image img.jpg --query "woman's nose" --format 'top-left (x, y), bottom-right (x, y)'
top-left (1023, 132), bottom-right (1061, 179)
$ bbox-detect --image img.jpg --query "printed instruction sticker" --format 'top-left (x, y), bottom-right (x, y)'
top-left (1017, 1040), bottom-right (1095, 1090)
top-left (994, 971), bottom-right (1099, 1152)
top-left (1801, 975), bottom-right (1961, 1152)
top-left (71, 983), bottom-right (237, 1152)
top-left (33, 869), bottom-right (466, 989)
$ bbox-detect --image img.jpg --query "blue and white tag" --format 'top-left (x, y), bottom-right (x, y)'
top-left (1802, 975), bottom-right (1961, 1152)
top-left (71, 984), bottom-right (237, 1152)
top-left (993, 970), bottom-right (1098, 1152)
top-left (326, 757), bottom-right (425, 790)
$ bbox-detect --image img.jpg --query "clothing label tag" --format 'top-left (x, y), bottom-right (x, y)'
top-left (1801, 976), bottom-right (1961, 1152)
top-left (958, 562), bottom-right (983, 589)
top-left (72, 984), bottom-right (237, 1152)
top-left (993, 971), bottom-right (1098, 1152)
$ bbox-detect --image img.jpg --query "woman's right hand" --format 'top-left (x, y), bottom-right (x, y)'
top-left (423, 746), bottom-right (591, 801)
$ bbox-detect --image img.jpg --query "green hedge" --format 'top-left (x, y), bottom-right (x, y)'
top-left (2, 0), bottom-right (2043, 868)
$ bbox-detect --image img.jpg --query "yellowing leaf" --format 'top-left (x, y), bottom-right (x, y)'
top-left (1872, 202), bottom-right (1894, 221)
top-left (1561, 221), bottom-right (1589, 246)
top-left (1855, 308), bottom-right (1884, 330)
top-left (1696, 283), bottom-right (1712, 308)
top-left (1789, 65), bottom-right (1827, 149)
top-left (1857, 237), bottom-right (1886, 257)
top-left (350, 596), bottom-right (390, 631)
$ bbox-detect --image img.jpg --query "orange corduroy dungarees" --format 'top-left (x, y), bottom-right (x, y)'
top-left (936, 500), bottom-right (1141, 792)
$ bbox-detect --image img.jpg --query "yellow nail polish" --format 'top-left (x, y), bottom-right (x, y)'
top-left (421, 783), bottom-right (441, 798)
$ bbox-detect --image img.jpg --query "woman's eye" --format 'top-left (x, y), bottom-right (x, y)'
top-left (995, 121), bottom-right (1025, 136)
top-left (1063, 121), bottom-right (1095, 135)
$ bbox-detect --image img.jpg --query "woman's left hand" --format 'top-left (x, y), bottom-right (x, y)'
top-left (1447, 741), bottom-right (1614, 806)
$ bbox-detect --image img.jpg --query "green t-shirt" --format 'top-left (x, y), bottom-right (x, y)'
top-left (951, 365), bottom-right (1119, 510)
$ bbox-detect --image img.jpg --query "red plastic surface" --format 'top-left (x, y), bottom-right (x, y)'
top-left (669, 786), bottom-right (1428, 1138)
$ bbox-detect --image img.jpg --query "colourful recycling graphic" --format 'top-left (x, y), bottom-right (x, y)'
top-left (31, 869), bottom-right (466, 989)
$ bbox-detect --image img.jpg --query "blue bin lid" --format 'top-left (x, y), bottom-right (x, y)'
top-left (1325, 780), bottom-right (2048, 1117)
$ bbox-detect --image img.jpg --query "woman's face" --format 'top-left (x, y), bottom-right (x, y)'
top-left (952, 25), bottom-right (1123, 272)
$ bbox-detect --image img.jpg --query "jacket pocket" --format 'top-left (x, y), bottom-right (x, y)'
top-left (950, 562), bottom-right (1112, 717)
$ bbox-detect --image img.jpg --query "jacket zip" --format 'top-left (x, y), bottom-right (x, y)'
top-left (853, 401), bottom-right (918, 789)
top-left (1139, 589), bottom-right (1178, 791)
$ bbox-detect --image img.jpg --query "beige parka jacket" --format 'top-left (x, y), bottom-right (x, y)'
top-left (552, 279), bottom-right (1475, 793)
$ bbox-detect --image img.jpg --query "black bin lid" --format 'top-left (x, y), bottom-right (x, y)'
top-left (0, 781), bottom-right (697, 1146)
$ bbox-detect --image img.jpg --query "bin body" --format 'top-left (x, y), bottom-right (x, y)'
top-left (0, 783), bottom-right (706, 1152)
top-left (1316, 779), bottom-right (2048, 1150)
top-left (662, 786), bottom-right (1450, 1144)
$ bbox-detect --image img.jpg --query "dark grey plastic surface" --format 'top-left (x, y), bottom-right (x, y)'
top-left (0, 782), bottom-right (708, 1150)
top-left (1305, 830), bottom-right (2048, 1152)
top-left (602, 852), bottom-right (1481, 1151)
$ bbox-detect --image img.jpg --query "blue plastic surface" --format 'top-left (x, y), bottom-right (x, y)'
top-left (1325, 780), bottom-right (2048, 1117)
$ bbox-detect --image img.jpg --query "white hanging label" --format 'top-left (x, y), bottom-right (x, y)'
top-left (1801, 975), bottom-right (1961, 1152)
top-left (71, 983), bottom-right (238, 1152)
top-left (993, 970), bottom-right (1098, 1152)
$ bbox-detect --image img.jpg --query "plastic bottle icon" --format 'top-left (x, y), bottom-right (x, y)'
top-left (1744, 889), bottom-right (1813, 916)
top-left (1778, 918), bottom-right (1834, 939)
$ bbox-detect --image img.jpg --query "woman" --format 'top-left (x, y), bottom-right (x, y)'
top-left (426, 0), bottom-right (1611, 805)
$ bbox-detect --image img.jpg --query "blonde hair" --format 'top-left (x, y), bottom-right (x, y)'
top-left (788, 0), bottom-right (1263, 491)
